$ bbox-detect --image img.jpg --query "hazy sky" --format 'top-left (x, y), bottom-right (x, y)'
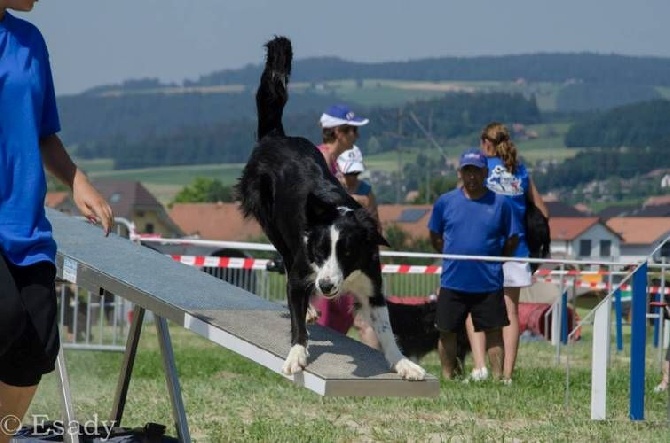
top-left (14, 0), bottom-right (670, 95)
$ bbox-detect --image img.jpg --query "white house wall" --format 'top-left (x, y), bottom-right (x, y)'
top-left (549, 240), bottom-right (572, 258)
top-left (571, 225), bottom-right (621, 260)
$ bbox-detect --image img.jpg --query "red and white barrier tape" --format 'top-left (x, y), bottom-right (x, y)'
top-left (171, 255), bottom-right (442, 274)
top-left (171, 255), bottom-right (269, 270)
top-left (170, 255), bottom-right (670, 294)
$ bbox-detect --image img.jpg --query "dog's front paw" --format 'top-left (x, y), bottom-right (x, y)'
top-left (394, 358), bottom-right (426, 381)
top-left (282, 345), bottom-right (308, 375)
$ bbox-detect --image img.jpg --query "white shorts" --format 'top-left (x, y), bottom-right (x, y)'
top-left (503, 261), bottom-right (532, 288)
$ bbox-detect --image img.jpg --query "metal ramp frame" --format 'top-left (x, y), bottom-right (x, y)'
top-left (48, 209), bottom-right (439, 442)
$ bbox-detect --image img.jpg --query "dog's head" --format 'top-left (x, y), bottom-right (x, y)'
top-left (305, 207), bottom-right (389, 298)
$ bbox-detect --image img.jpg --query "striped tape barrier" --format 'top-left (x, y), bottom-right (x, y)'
top-left (170, 255), bottom-right (669, 294)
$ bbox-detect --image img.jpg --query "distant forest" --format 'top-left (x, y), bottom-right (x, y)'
top-left (564, 100), bottom-right (670, 148)
top-left (61, 53), bottom-right (670, 147)
top-left (534, 100), bottom-right (670, 191)
top-left (189, 53), bottom-right (670, 87)
top-left (76, 92), bottom-right (541, 169)
top-left (59, 53), bottom-right (670, 196)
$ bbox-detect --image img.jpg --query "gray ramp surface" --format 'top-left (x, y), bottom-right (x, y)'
top-left (48, 209), bottom-right (439, 397)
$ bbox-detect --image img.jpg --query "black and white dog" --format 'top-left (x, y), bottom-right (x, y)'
top-left (387, 296), bottom-right (470, 369)
top-left (234, 36), bottom-right (425, 380)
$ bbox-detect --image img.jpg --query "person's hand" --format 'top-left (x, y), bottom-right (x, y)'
top-left (72, 173), bottom-right (114, 236)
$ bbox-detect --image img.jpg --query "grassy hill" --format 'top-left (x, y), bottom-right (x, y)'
top-left (75, 122), bottom-right (578, 205)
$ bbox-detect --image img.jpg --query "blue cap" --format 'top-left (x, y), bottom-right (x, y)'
top-left (459, 148), bottom-right (487, 169)
top-left (320, 104), bottom-right (370, 128)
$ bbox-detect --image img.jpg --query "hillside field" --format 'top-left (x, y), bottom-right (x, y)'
top-left (73, 123), bottom-right (577, 204)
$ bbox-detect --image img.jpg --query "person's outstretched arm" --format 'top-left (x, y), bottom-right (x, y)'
top-left (528, 177), bottom-right (549, 219)
top-left (39, 134), bottom-right (114, 235)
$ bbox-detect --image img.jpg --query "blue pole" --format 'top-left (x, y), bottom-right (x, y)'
top-left (630, 263), bottom-right (648, 421)
top-left (615, 288), bottom-right (623, 352)
top-left (561, 290), bottom-right (568, 345)
top-left (653, 292), bottom-right (661, 349)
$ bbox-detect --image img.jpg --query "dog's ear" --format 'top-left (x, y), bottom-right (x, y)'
top-left (375, 231), bottom-right (391, 248)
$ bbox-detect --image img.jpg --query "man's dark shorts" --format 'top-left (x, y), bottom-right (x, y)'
top-left (0, 254), bottom-right (60, 387)
top-left (435, 287), bottom-right (509, 333)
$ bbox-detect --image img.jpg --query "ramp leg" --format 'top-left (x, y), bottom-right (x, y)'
top-left (156, 316), bottom-right (191, 443)
top-left (56, 348), bottom-right (81, 443)
top-left (110, 304), bottom-right (145, 425)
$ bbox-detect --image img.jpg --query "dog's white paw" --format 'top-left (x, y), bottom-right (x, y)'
top-left (394, 358), bottom-right (426, 381)
top-left (282, 345), bottom-right (308, 375)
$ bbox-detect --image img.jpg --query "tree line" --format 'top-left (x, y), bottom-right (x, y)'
top-left (564, 99), bottom-right (670, 148)
top-left (192, 53), bottom-right (670, 88)
top-left (535, 99), bottom-right (670, 191)
top-left (59, 53), bottom-right (670, 151)
top-left (76, 92), bottom-right (541, 169)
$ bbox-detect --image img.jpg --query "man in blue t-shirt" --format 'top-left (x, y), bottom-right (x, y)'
top-left (428, 148), bottom-right (520, 381)
top-left (1, 4), bottom-right (113, 433)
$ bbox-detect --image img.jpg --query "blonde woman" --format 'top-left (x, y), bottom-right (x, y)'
top-left (465, 122), bottom-right (549, 384)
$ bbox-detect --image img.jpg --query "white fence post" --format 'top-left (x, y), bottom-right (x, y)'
top-left (591, 299), bottom-right (611, 420)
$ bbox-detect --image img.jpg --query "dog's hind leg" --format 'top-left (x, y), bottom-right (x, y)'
top-left (282, 278), bottom-right (310, 375)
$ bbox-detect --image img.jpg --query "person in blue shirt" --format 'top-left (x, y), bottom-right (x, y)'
top-left (428, 148), bottom-right (520, 381)
top-left (0, 1), bottom-right (113, 434)
top-left (469, 122), bottom-right (549, 385)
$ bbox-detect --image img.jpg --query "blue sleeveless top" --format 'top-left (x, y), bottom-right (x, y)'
top-left (354, 180), bottom-right (372, 196)
top-left (485, 156), bottom-right (529, 258)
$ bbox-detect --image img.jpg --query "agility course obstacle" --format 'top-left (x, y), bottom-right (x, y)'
top-left (48, 209), bottom-right (438, 443)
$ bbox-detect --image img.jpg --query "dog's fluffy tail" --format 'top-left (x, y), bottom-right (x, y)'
top-left (256, 36), bottom-right (292, 140)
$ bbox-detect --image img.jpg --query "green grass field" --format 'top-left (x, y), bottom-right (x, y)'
top-left (293, 78), bottom-right (566, 112)
top-left (26, 323), bottom-right (670, 442)
top-left (87, 163), bottom-right (245, 186)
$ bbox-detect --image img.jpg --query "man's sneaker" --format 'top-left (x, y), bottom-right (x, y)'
top-left (653, 383), bottom-right (667, 393)
top-left (463, 367), bottom-right (489, 383)
top-left (501, 378), bottom-right (513, 386)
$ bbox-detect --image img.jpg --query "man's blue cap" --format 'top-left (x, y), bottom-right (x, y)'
top-left (320, 104), bottom-right (370, 128)
top-left (459, 148), bottom-right (487, 169)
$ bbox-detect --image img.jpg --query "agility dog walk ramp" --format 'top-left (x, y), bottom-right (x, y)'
top-left (48, 209), bottom-right (438, 440)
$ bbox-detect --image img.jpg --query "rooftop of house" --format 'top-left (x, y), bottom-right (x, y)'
top-left (597, 204), bottom-right (641, 221)
top-left (606, 217), bottom-right (670, 245)
top-left (169, 202), bottom-right (264, 241)
top-left (91, 180), bottom-right (164, 220)
top-left (634, 204), bottom-right (670, 217)
top-left (549, 217), bottom-right (604, 241)
top-left (545, 200), bottom-right (591, 217)
top-left (377, 204), bottom-right (433, 239)
top-left (643, 195), bottom-right (670, 207)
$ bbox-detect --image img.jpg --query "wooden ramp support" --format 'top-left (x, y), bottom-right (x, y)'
top-left (49, 209), bottom-right (439, 439)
